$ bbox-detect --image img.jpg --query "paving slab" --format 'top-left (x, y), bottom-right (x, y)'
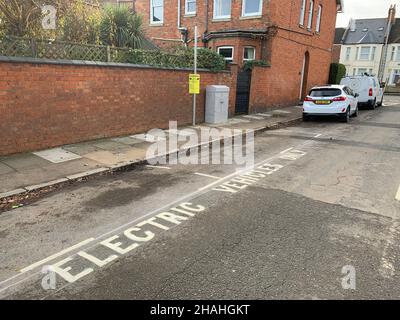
top-left (33, 148), bottom-right (82, 163)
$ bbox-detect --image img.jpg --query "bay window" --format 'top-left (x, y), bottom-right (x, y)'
top-left (299, 0), bottom-right (306, 26)
top-left (243, 47), bottom-right (256, 61)
top-left (218, 46), bottom-right (234, 62)
top-left (307, 0), bottom-right (314, 30)
top-left (315, 5), bottom-right (322, 33)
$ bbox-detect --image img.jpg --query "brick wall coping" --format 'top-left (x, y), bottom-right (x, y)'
top-left (0, 55), bottom-right (230, 74)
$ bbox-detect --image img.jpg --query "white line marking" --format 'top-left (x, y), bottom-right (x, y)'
top-left (194, 173), bottom-right (221, 180)
top-left (146, 165), bottom-right (171, 170)
top-left (280, 147), bottom-right (294, 154)
top-left (396, 185), bottom-right (400, 201)
top-left (314, 133), bottom-right (322, 138)
top-left (19, 238), bottom-right (95, 273)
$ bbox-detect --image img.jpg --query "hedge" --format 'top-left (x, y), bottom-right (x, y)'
top-left (329, 63), bottom-right (346, 84)
top-left (124, 48), bottom-right (227, 71)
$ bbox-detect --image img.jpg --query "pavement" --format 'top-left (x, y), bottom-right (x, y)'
top-left (0, 95), bottom-right (399, 299)
top-left (0, 105), bottom-right (302, 204)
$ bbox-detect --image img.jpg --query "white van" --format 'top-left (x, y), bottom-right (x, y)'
top-left (340, 75), bottom-right (384, 109)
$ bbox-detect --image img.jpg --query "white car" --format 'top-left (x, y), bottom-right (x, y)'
top-left (303, 85), bottom-right (359, 123)
top-left (340, 75), bottom-right (384, 109)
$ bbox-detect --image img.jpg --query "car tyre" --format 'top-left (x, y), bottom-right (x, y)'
top-left (303, 114), bottom-right (310, 122)
top-left (378, 97), bottom-right (383, 107)
top-left (341, 108), bottom-right (350, 123)
top-left (370, 99), bottom-right (377, 110)
top-left (352, 106), bottom-right (359, 117)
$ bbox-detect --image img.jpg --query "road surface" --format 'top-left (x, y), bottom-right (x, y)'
top-left (1, 95), bottom-right (400, 300)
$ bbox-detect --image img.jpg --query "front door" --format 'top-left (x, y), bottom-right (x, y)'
top-left (235, 70), bottom-right (252, 114)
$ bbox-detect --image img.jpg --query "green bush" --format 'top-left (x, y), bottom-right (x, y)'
top-left (329, 63), bottom-right (346, 84)
top-left (243, 60), bottom-right (270, 71)
top-left (125, 48), bottom-right (226, 71)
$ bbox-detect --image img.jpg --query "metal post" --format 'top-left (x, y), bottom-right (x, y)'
top-left (193, 26), bottom-right (198, 126)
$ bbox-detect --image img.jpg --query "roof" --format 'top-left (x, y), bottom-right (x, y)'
top-left (342, 18), bottom-right (388, 44)
top-left (334, 28), bottom-right (346, 44)
top-left (389, 18), bottom-right (400, 43)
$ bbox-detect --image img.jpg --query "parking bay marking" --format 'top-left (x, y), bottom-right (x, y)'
top-left (0, 140), bottom-right (315, 295)
top-left (396, 184), bottom-right (400, 201)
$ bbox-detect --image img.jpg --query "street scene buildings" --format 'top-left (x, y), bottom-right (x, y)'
top-left (0, 0), bottom-right (400, 304)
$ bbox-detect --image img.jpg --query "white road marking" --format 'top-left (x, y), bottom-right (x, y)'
top-left (19, 238), bottom-right (95, 273)
top-left (314, 133), bottom-right (322, 138)
top-left (194, 173), bottom-right (221, 180)
top-left (280, 147), bottom-right (294, 154)
top-left (396, 184), bottom-right (400, 201)
top-left (146, 165), bottom-right (171, 170)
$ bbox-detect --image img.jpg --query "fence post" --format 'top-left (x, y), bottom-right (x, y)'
top-left (30, 39), bottom-right (37, 58)
top-left (106, 45), bottom-right (111, 62)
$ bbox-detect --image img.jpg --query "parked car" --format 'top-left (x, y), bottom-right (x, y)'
top-left (303, 85), bottom-right (359, 123)
top-left (340, 75), bottom-right (384, 109)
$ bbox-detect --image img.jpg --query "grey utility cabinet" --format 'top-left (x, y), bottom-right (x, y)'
top-left (205, 85), bottom-right (230, 124)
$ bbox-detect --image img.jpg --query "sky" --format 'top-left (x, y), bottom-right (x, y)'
top-left (336, 0), bottom-right (400, 27)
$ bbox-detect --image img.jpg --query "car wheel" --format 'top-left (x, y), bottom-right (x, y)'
top-left (303, 114), bottom-right (310, 122)
top-left (370, 99), bottom-right (377, 110)
top-left (341, 108), bottom-right (350, 123)
top-left (352, 106), bottom-right (359, 117)
top-left (378, 97), bottom-right (383, 107)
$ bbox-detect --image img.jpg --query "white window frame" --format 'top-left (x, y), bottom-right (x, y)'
top-left (371, 46), bottom-right (376, 60)
top-left (345, 47), bottom-right (351, 61)
top-left (307, 0), bottom-right (314, 30)
top-left (299, 0), bottom-right (307, 26)
top-left (242, 0), bottom-right (263, 17)
top-left (150, 0), bottom-right (164, 24)
top-left (396, 46), bottom-right (400, 61)
top-left (359, 46), bottom-right (371, 61)
top-left (315, 4), bottom-right (322, 33)
top-left (243, 46), bottom-right (256, 61)
top-left (218, 46), bottom-right (234, 62)
top-left (391, 46), bottom-right (396, 61)
top-left (185, 0), bottom-right (196, 15)
top-left (214, 0), bottom-right (231, 19)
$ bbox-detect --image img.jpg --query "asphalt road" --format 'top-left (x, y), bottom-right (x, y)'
top-left (1, 95), bottom-right (400, 300)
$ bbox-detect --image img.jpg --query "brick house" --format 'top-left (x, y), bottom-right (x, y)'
top-left (135, 0), bottom-right (343, 112)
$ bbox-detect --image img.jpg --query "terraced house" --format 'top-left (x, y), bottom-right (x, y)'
top-left (134, 0), bottom-right (343, 113)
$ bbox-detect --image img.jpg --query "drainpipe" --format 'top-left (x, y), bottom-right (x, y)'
top-left (204, 0), bottom-right (209, 47)
top-left (177, 0), bottom-right (181, 29)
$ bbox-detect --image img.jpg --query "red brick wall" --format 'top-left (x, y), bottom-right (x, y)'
top-left (0, 61), bottom-right (236, 156)
top-left (332, 44), bottom-right (341, 63)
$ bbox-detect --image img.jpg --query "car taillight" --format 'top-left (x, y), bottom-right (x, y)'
top-left (304, 97), bottom-right (313, 101)
top-left (369, 88), bottom-right (373, 96)
top-left (332, 96), bottom-right (346, 101)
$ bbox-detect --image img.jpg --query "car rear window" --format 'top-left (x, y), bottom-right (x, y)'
top-left (309, 89), bottom-right (342, 97)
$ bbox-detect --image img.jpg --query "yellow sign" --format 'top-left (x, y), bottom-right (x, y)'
top-left (189, 74), bottom-right (200, 94)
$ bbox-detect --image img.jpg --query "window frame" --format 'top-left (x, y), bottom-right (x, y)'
top-left (359, 46), bottom-right (371, 61)
top-left (345, 47), bottom-right (351, 61)
top-left (395, 46), bottom-right (400, 61)
top-left (315, 4), bottom-right (322, 33)
top-left (307, 0), bottom-right (314, 30)
top-left (243, 46), bottom-right (256, 61)
top-left (185, 0), bottom-right (197, 15)
top-left (213, 0), bottom-right (232, 19)
top-left (217, 46), bottom-right (234, 62)
top-left (150, 0), bottom-right (164, 24)
top-left (242, 0), bottom-right (263, 17)
top-left (299, 0), bottom-right (307, 26)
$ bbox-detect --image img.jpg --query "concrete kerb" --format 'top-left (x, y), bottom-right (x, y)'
top-left (0, 116), bottom-right (302, 206)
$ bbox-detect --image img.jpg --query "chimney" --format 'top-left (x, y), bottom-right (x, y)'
top-left (388, 4), bottom-right (396, 24)
top-left (349, 18), bottom-right (356, 32)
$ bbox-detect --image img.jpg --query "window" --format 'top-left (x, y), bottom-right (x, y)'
top-left (369, 69), bottom-right (373, 75)
top-left (358, 68), bottom-right (368, 75)
top-left (243, 47), bottom-right (256, 61)
top-left (359, 46), bottom-right (371, 60)
top-left (371, 47), bottom-right (376, 60)
top-left (214, 0), bottom-right (231, 19)
top-left (299, 0), bottom-right (306, 26)
top-left (242, 0), bottom-right (262, 17)
top-left (396, 46), bottom-right (400, 61)
top-left (356, 47), bottom-right (359, 60)
top-left (150, 0), bottom-right (163, 23)
top-left (307, 0), bottom-right (314, 30)
top-left (218, 46), bottom-right (234, 62)
top-left (345, 47), bottom-right (351, 61)
top-left (185, 0), bottom-right (196, 14)
top-left (315, 5), bottom-right (322, 33)
top-left (309, 88), bottom-right (342, 97)
top-left (391, 69), bottom-right (400, 85)
top-left (391, 46), bottom-right (396, 60)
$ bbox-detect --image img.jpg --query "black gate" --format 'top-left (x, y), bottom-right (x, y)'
top-left (235, 69), bottom-right (252, 114)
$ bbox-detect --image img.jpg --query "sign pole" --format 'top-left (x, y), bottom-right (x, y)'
top-left (193, 25), bottom-right (198, 126)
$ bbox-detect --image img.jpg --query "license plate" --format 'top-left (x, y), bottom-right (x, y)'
top-left (315, 100), bottom-right (331, 105)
